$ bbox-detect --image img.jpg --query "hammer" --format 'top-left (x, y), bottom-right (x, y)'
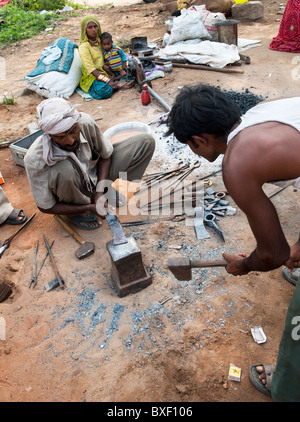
top-left (54, 215), bottom-right (95, 259)
top-left (167, 256), bottom-right (227, 280)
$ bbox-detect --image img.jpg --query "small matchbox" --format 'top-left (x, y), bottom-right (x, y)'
top-left (228, 363), bottom-right (242, 382)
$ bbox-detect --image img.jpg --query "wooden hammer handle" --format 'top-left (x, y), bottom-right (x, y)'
top-left (190, 258), bottom-right (227, 268)
top-left (55, 215), bottom-right (85, 245)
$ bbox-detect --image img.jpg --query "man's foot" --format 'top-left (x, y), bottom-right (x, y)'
top-left (3, 209), bottom-right (27, 225)
top-left (67, 213), bottom-right (102, 230)
top-left (249, 364), bottom-right (275, 397)
top-left (282, 266), bottom-right (300, 286)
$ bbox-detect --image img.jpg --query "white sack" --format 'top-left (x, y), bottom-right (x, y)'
top-left (158, 40), bottom-right (240, 68)
top-left (167, 8), bottom-right (211, 45)
top-left (189, 6), bottom-right (226, 40)
top-left (25, 48), bottom-right (82, 99)
top-left (202, 11), bottom-right (226, 40)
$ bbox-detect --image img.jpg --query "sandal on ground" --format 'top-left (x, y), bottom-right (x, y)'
top-left (3, 209), bottom-right (27, 225)
top-left (282, 266), bottom-right (300, 286)
top-left (0, 280), bottom-right (12, 303)
top-left (249, 364), bottom-right (275, 397)
top-left (67, 213), bottom-right (102, 230)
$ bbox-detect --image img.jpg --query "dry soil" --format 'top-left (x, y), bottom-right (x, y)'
top-left (0, 0), bottom-right (299, 404)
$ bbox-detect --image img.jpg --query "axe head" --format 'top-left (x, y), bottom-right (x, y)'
top-left (167, 257), bottom-right (192, 281)
top-left (75, 241), bottom-right (95, 260)
top-left (0, 244), bottom-right (8, 259)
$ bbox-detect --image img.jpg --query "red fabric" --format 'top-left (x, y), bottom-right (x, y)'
top-left (0, 0), bottom-right (11, 6)
top-left (269, 0), bottom-right (300, 53)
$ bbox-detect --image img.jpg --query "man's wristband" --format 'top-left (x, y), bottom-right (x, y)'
top-left (97, 74), bottom-right (110, 83)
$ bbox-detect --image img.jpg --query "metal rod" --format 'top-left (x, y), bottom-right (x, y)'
top-left (147, 86), bottom-right (172, 112)
top-left (155, 60), bottom-right (244, 75)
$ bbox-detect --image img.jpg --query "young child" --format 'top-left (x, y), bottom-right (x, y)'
top-left (100, 32), bottom-right (128, 80)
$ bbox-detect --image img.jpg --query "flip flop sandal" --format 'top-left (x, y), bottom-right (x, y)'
top-left (282, 266), bottom-right (300, 286)
top-left (67, 213), bottom-right (102, 230)
top-left (4, 209), bottom-right (27, 225)
top-left (249, 364), bottom-right (275, 397)
top-left (0, 280), bottom-right (12, 303)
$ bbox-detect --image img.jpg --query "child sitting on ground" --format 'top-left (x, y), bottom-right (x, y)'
top-left (100, 32), bottom-right (128, 81)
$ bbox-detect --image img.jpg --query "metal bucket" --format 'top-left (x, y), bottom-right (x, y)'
top-left (215, 19), bottom-right (240, 46)
top-left (104, 122), bottom-right (152, 144)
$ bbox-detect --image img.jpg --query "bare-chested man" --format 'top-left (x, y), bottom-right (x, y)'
top-left (166, 84), bottom-right (300, 402)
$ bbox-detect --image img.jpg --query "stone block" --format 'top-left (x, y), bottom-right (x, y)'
top-left (231, 1), bottom-right (264, 20)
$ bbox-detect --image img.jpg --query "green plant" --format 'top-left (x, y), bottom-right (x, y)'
top-left (11, 0), bottom-right (66, 11)
top-left (0, 4), bottom-right (60, 45)
top-left (2, 92), bottom-right (15, 104)
top-left (65, 1), bottom-right (85, 9)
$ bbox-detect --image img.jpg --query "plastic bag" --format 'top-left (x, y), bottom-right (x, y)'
top-left (191, 6), bottom-right (226, 41)
top-left (202, 11), bottom-right (226, 40)
top-left (167, 8), bottom-right (210, 45)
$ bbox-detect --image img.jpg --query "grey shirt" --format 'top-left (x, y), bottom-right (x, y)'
top-left (24, 112), bottom-right (113, 209)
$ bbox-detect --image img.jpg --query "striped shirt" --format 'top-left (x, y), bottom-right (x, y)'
top-left (102, 44), bottom-right (127, 71)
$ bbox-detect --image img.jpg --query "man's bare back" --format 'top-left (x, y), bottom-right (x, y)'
top-left (222, 121), bottom-right (300, 275)
top-left (166, 86), bottom-right (300, 276)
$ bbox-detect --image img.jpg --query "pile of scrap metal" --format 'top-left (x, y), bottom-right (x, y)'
top-left (194, 187), bottom-right (236, 243)
top-left (123, 162), bottom-right (237, 244)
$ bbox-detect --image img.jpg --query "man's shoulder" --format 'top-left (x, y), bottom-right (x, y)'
top-left (24, 134), bottom-right (44, 165)
top-left (78, 112), bottom-right (96, 127)
top-left (78, 112), bottom-right (104, 143)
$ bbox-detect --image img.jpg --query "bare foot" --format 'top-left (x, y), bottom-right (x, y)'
top-left (256, 364), bottom-right (276, 389)
top-left (117, 80), bottom-right (135, 90)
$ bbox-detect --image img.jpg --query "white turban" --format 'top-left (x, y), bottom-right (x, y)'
top-left (37, 98), bottom-right (79, 134)
top-left (37, 98), bottom-right (93, 193)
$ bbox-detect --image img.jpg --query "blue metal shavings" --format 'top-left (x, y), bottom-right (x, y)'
top-left (105, 303), bottom-right (125, 338)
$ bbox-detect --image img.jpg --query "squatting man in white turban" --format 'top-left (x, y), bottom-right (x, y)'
top-left (24, 98), bottom-right (155, 230)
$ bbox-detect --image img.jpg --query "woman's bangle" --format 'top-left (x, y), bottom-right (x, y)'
top-left (97, 74), bottom-right (110, 83)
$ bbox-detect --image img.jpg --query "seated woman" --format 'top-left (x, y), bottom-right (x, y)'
top-left (78, 15), bottom-right (131, 100)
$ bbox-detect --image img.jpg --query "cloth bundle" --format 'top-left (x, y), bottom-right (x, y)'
top-left (24, 38), bottom-right (82, 99)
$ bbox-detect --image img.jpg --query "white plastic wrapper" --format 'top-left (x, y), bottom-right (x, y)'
top-left (158, 40), bottom-right (240, 68)
top-left (167, 8), bottom-right (211, 45)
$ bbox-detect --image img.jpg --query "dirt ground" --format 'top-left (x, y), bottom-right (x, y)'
top-left (0, 0), bottom-right (299, 404)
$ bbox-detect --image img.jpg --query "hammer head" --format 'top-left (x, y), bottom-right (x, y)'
top-left (167, 257), bottom-right (192, 281)
top-left (75, 241), bottom-right (95, 260)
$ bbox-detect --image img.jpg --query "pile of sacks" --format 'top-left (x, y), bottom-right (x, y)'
top-left (159, 5), bottom-right (240, 68)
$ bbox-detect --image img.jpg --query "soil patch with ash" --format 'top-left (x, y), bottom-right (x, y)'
top-left (0, 0), bottom-right (299, 404)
